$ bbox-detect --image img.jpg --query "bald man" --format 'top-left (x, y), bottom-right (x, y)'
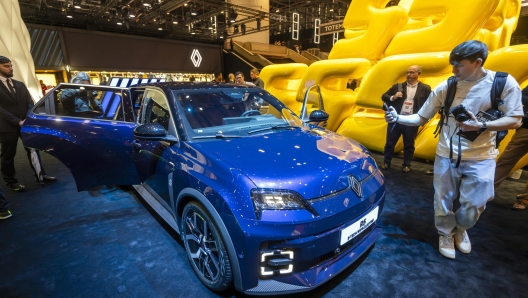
top-left (381, 65), bottom-right (432, 172)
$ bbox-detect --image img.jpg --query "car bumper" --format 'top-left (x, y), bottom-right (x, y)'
top-left (237, 193), bottom-right (385, 295)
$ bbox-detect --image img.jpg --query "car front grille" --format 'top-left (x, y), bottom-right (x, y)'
top-left (308, 224), bottom-right (374, 269)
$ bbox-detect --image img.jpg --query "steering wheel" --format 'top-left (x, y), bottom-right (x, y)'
top-left (241, 110), bottom-right (261, 117)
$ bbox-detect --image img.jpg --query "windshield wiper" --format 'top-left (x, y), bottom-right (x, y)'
top-left (192, 133), bottom-right (242, 139)
top-left (248, 125), bottom-right (300, 134)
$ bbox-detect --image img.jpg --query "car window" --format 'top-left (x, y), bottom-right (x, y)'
top-left (173, 88), bottom-right (302, 138)
top-left (139, 89), bottom-right (176, 136)
top-left (33, 84), bottom-right (130, 122)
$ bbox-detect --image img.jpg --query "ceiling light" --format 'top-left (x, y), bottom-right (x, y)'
top-left (117, 21), bottom-right (123, 25)
top-left (143, 2), bottom-right (151, 7)
top-left (191, 7), bottom-right (197, 16)
top-left (129, 13), bottom-right (136, 18)
top-left (66, 8), bottom-right (73, 18)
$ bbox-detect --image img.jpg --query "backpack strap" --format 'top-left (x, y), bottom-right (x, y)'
top-left (434, 76), bottom-right (458, 137)
top-left (491, 71), bottom-right (508, 109)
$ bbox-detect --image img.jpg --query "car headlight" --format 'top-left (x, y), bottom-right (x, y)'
top-left (251, 189), bottom-right (319, 220)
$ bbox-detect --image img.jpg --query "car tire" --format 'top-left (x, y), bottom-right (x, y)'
top-left (181, 201), bottom-right (233, 292)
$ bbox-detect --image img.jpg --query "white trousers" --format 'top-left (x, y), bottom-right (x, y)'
top-left (433, 156), bottom-right (495, 236)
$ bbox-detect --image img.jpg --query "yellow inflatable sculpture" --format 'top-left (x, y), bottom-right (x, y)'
top-left (261, 0), bottom-right (527, 170)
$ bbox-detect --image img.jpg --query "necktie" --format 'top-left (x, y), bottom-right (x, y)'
top-left (6, 79), bottom-right (16, 96)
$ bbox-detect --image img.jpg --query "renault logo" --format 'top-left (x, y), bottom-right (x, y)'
top-left (349, 175), bottom-right (362, 198)
top-left (191, 49), bottom-right (202, 67)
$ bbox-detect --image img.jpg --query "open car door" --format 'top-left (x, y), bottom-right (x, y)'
top-left (20, 83), bottom-right (141, 191)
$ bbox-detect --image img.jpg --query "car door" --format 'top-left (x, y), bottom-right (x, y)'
top-left (132, 87), bottom-right (189, 212)
top-left (21, 84), bottom-right (141, 191)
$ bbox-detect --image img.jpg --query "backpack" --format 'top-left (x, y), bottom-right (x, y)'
top-left (433, 71), bottom-right (509, 148)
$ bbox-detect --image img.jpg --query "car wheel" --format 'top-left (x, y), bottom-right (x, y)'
top-left (181, 202), bottom-right (233, 292)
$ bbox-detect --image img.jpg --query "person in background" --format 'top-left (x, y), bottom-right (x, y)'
top-left (0, 56), bottom-right (56, 192)
top-left (493, 85), bottom-right (528, 210)
top-left (384, 40), bottom-right (522, 259)
top-left (39, 80), bottom-right (47, 95)
top-left (228, 73), bottom-right (235, 83)
top-left (235, 72), bottom-right (255, 87)
top-left (249, 69), bottom-right (264, 88)
top-left (381, 65), bottom-right (432, 173)
top-left (60, 72), bottom-right (103, 116)
top-left (215, 73), bottom-right (224, 83)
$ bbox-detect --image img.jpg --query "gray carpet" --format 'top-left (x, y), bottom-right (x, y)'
top-left (0, 141), bottom-right (527, 298)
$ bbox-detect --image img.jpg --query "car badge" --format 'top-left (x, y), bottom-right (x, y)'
top-left (190, 49), bottom-right (202, 67)
top-left (349, 175), bottom-right (362, 198)
top-left (360, 218), bottom-right (367, 228)
top-left (343, 198), bottom-right (349, 208)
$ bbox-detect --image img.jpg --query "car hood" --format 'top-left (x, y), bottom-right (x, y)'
top-left (193, 128), bottom-right (378, 199)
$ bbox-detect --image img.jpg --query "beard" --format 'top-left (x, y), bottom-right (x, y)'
top-left (0, 71), bottom-right (13, 78)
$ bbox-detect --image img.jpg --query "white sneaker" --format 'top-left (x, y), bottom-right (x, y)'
top-left (439, 235), bottom-right (455, 259)
top-left (454, 229), bottom-right (471, 254)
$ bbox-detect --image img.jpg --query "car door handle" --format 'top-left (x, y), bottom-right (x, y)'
top-left (132, 140), bottom-right (142, 150)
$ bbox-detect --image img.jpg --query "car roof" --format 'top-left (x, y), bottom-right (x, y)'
top-left (140, 82), bottom-right (261, 91)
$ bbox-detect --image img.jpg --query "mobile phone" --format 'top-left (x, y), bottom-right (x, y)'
top-left (383, 102), bottom-right (390, 112)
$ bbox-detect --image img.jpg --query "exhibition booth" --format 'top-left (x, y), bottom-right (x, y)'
top-left (27, 24), bottom-right (222, 92)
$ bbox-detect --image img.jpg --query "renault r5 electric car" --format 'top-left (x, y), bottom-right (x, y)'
top-left (21, 81), bottom-right (385, 295)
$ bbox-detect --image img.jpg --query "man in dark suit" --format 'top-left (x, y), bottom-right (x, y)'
top-left (381, 65), bottom-right (431, 172)
top-left (0, 56), bottom-right (55, 192)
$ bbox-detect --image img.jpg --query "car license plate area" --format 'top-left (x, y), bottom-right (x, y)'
top-left (340, 206), bottom-right (379, 246)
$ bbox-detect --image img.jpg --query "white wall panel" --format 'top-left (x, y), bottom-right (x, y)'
top-left (0, 0), bottom-right (41, 101)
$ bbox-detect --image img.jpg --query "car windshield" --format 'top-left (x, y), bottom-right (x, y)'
top-left (173, 88), bottom-right (303, 138)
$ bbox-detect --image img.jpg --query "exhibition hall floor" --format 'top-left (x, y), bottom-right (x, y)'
top-left (0, 141), bottom-right (526, 298)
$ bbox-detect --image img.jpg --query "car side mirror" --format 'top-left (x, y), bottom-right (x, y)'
top-left (134, 123), bottom-right (167, 138)
top-left (134, 123), bottom-right (179, 144)
top-left (308, 110), bottom-right (329, 123)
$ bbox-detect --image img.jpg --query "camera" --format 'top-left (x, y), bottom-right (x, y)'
top-left (78, 87), bottom-right (97, 97)
top-left (450, 104), bottom-right (470, 122)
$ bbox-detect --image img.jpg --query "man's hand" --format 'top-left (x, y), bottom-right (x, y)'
top-left (18, 120), bottom-right (25, 126)
top-left (459, 110), bottom-right (481, 131)
top-left (392, 92), bottom-right (403, 101)
top-left (385, 106), bottom-right (398, 123)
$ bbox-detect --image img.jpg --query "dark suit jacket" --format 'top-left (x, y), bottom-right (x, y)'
top-left (0, 78), bottom-right (34, 132)
top-left (381, 81), bottom-right (431, 114)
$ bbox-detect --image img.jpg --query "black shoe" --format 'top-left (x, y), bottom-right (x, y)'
top-left (8, 183), bottom-right (25, 192)
top-left (424, 170), bottom-right (434, 176)
top-left (35, 174), bottom-right (57, 182)
top-left (0, 210), bottom-right (12, 219)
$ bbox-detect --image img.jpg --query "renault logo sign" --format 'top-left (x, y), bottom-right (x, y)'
top-left (191, 49), bottom-right (202, 67)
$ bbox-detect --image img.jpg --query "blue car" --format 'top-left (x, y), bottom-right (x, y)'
top-left (21, 81), bottom-right (385, 295)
